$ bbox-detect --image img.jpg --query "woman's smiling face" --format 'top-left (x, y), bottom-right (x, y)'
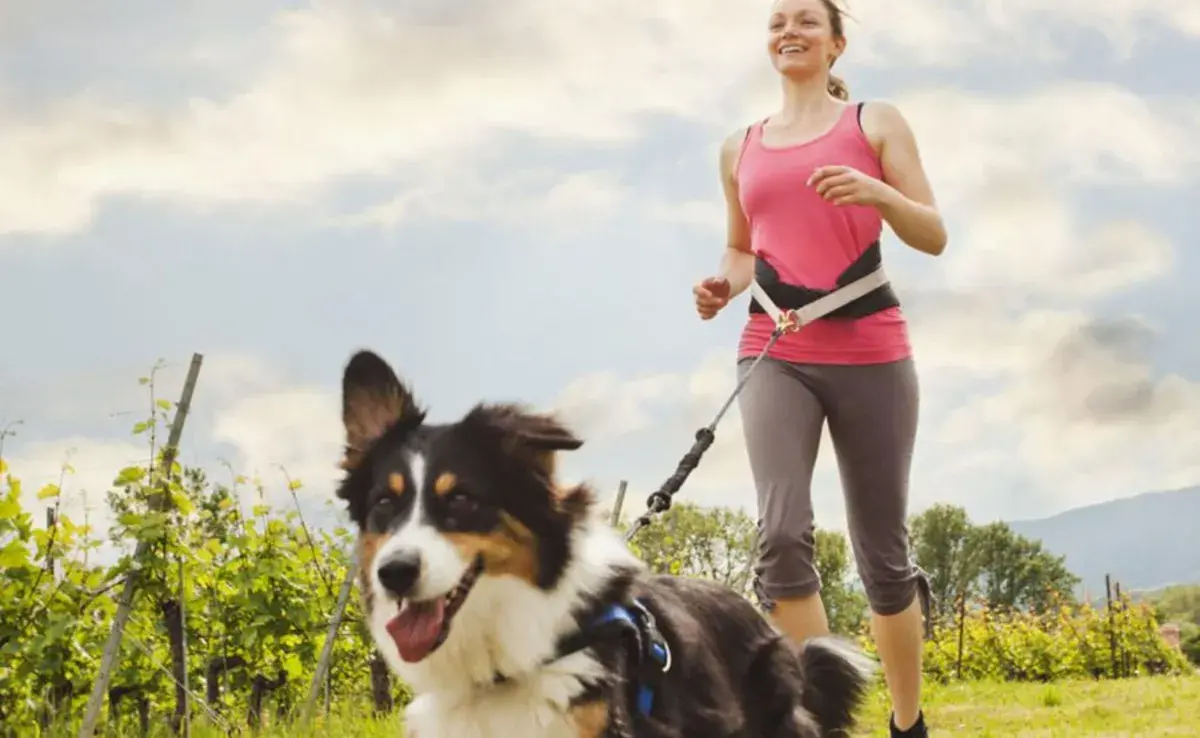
top-left (766, 0), bottom-right (845, 80)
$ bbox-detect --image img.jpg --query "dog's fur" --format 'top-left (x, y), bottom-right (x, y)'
top-left (334, 350), bottom-right (875, 737)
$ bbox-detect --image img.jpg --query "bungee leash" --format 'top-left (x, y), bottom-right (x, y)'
top-left (623, 267), bottom-right (890, 543)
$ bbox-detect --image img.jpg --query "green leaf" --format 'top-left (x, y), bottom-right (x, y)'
top-left (170, 490), bottom-right (195, 515)
top-left (131, 421), bottom-right (150, 435)
top-left (114, 466), bottom-right (146, 486)
top-left (282, 653), bottom-right (303, 680)
top-left (156, 399), bottom-right (173, 411)
top-left (36, 484), bottom-right (61, 500)
top-left (0, 539), bottom-right (30, 568)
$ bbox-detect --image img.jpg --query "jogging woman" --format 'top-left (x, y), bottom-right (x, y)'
top-left (691, 1), bottom-right (947, 735)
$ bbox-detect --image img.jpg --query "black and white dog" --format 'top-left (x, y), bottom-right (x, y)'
top-left (334, 350), bottom-right (874, 737)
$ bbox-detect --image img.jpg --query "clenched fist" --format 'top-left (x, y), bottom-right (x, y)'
top-left (693, 276), bottom-right (732, 320)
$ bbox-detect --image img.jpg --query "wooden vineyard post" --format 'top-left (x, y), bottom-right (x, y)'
top-left (304, 553), bottom-right (359, 720)
top-left (610, 480), bottom-right (628, 528)
top-left (77, 353), bottom-right (204, 738)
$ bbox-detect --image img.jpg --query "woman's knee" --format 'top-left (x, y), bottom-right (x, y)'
top-left (859, 562), bottom-right (926, 616)
top-left (756, 529), bottom-right (821, 600)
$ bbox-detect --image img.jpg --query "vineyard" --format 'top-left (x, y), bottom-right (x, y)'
top-left (1, 376), bottom-right (1197, 737)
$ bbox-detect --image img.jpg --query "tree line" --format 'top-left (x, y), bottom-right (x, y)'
top-left (626, 499), bottom-right (1082, 634)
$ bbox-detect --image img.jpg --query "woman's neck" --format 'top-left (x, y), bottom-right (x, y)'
top-left (774, 74), bottom-right (837, 125)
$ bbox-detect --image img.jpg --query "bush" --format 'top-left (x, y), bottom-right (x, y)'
top-left (891, 594), bottom-right (1193, 684)
top-left (1181, 624), bottom-right (1200, 667)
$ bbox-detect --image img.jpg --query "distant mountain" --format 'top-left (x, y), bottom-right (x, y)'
top-left (1008, 487), bottom-right (1200, 596)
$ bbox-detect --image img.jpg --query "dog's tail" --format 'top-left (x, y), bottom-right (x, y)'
top-left (796, 636), bottom-right (876, 736)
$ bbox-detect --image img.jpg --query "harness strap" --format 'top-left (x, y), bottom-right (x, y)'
top-left (537, 599), bottom-right (671, 718)
top-left (749, 266), bottom-right (890, 332)
top-left (749, 240), bottom-right (897, 328)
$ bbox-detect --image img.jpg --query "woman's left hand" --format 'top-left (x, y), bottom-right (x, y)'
top-left (807, 165), bottom-right (894, 208)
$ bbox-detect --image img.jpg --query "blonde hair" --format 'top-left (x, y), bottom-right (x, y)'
top-left (828, 74), bottom-right (849, 101)
top-left (822, 0), bottom-right (849, 100)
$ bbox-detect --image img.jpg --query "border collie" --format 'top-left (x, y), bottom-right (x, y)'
top-left (334, 350), bottom-right (874, 737)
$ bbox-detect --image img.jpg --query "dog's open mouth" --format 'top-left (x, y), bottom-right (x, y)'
top-left (385, 554), bottom-right (484, 663)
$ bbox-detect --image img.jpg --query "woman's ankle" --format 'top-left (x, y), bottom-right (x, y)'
top-left (890, 709), bottom-right (927, 736)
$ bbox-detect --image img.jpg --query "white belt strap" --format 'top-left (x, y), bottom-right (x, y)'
top-left (749, 267), bottom-right (891, 333)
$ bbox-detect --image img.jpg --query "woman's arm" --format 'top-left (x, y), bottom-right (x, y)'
top-left (694, 131), bottom-right (756, 320)
top-left (717, 130), bottom-right (756, 296)
top-left (862, 101), bottom-right (948, 257)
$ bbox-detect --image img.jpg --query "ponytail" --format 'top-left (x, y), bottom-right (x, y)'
top-left (827, 74), bottom-right (849, 101)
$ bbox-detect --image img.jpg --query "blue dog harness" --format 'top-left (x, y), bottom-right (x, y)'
top-left (585, 599), bottom-right (672, 716)
top-left (495, 597), bottom-right (672, 719)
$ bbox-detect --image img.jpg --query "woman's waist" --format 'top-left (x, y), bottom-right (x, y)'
top-left (750, 229), bottom-right (883, 287)
top-left (739, 308), bottom-right (909, 344)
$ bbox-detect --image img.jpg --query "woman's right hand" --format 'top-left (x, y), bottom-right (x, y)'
top-left (693, 276), bottom-right (732, 320)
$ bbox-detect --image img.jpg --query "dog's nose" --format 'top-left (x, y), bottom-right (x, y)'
top-left (377, 551), bottom-right (422, 598)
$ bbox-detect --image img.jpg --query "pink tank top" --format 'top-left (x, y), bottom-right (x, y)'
top-left (735, 103), bottom-right (912, 365)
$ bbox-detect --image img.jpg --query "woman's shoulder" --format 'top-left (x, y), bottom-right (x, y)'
top-left (719, 121), bottom-right (762, 179)
top-left (721, 120), bottom-right (761, 151)
top-left (853, 100), bottom-right (912, 153)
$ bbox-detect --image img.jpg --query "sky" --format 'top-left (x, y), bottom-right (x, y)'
top-left (2, 0), bottom-right (1199, 559)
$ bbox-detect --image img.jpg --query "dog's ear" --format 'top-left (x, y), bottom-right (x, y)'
top-left (465, 404), bottom-right (582, 478)
top-left (340, 350), bottom-right (418, 470)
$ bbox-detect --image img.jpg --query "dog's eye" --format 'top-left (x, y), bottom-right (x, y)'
top-left (446, 491), bottom-right (478, 517)
top-left (366, 495), bottom-right (400, 531)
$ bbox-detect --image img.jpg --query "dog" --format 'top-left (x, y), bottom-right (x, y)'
top-left (334, 349), bottom-right (875, 737)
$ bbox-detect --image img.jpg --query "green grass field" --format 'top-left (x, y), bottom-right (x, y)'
top-left (164, 674), bottom-right (1200, 737)
top-left (852, 675), bottom-right (1200, 737)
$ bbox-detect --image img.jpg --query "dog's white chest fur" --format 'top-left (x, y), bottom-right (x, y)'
top-left (403, 674), bottom-right (591, 738)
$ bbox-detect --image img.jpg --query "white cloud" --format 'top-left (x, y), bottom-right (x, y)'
top-left (939, 177), bottom-right (1174, 299)
top-left (910, 298), bottom-right (1200, 514)
top-left (336, 168), bottom-right (629, 232)
top-left (896, 84), bottom-right (1200, 201)
top-left (555, 371), bottom-right (685, 443)
top-left (839, 0), bottom-right (1200, 68)
top-left (5, 1), bottom-right (1198, 237)
top-left (209, 385), bottom-right (343, 505)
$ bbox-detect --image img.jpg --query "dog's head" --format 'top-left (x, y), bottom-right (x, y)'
top-left (335, 349), bottom-right (594, 665)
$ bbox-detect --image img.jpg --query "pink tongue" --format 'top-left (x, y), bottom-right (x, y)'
top-left (386, 599), bottom-right (446, 663)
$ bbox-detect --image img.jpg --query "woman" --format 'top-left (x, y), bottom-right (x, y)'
top-left (692, 0), bottom-right (946, 736)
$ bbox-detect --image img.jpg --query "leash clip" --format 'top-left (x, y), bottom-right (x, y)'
top-left (629, 600), bottom-right (672, 674)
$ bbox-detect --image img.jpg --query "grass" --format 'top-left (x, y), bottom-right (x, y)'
top-left (90, 674), bottom-right (1200, 737)
top-left (852, 674), bottom-right (1200, 736)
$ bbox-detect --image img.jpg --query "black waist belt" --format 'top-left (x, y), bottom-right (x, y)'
top-left (748, 240), bottom-right (899, 320)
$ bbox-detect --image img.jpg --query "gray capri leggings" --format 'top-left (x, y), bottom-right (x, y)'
top-left (737, 355), bottom-right (925, 617)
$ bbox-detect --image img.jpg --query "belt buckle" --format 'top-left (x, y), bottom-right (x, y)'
top-left (777, 309), bottom-right (800, 333)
